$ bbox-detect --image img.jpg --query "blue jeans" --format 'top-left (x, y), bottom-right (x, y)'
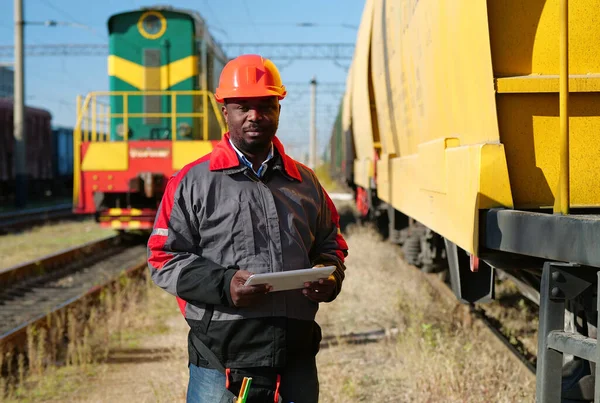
top-left (187, 364), bottom-right (236, 403)
top-left (186, 357), bottom-right (319, 403)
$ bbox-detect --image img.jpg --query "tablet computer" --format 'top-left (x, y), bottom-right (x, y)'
top-left (243, 266), bottom-right (336, 292)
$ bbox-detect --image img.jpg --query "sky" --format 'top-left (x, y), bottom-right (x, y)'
top-left (0, 0), bottom-right (367, 162)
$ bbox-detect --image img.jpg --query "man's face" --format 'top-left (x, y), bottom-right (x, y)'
top-left (222, 96), bottom-right (280, 154)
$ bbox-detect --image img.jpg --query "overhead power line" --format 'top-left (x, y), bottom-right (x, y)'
top-left (0, 43), bottom-right (107, 57)
top-left (38, 0), bottom-right (106, 39)
top-left (285, 81), bottom-right (345, 91)
top-left (0, 43), bottom-right (354, 60)
top-left (223, 43), bottom-right (354, 60)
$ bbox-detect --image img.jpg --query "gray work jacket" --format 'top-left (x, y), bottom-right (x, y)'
top-left (147, 133), bottom-right (348, 369)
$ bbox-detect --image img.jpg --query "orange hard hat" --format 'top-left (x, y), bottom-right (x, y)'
top-left (214, 54), bottom-right (287, 103)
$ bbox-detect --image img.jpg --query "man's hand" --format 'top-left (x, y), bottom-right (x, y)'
top-left (303, 265), bottom-right (337, 302)
top-left (230, 270), bottom-right (271, 307)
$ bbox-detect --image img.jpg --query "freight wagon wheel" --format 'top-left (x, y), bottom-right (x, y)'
top-left (419, 229), bottom-right (448, 274)
top-left (402, 234), bottom-right (421, 267)
top-left (374, 209), bottom-right (389, 240)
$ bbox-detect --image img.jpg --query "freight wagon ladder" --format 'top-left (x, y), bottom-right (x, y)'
top-left (536, 264), bottom-right (600, 402)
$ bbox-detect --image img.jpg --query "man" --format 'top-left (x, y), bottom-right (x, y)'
top-left (147, 54), bottom-right (348, 403)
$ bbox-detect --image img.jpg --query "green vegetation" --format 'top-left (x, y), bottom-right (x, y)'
top-left (314, 164), bottom-right (344, 193)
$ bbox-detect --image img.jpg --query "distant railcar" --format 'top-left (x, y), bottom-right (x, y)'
top-left (51, 126), bottom-right (74, 196)
top-left (0, 99), bottom-right (54, 202)
top-left (52, 127), bottom-right (73, 178)
top-left (328, 101), bottom-right (343, 181)
top-left (73, 6), bottom-right (227, 230)
top-left (328, 71), bottom-right (356, 190)
top-left (328, 97), bottom-right (356, 199)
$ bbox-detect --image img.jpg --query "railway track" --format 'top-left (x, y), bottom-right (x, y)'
top-left (417, 266), bottom-right (537, 378)
top-left (0, 203), bottom-right (75, 233)
top-left (471, 306), bottom-right (537, 374)
top-left (317, 265), bottom-right (538, 379)
top-left (0, 234), bottom-right (148, 351)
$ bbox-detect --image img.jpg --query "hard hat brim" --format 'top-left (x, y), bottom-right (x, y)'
top-left (215, 86), bottom-right (287, 103)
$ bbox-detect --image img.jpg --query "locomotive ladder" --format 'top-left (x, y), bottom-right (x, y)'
top-left (536, 264), bottom-right (600, 402)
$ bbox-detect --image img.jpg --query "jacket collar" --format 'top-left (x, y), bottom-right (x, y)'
top-left (209, 132), bottom-right (302, 182)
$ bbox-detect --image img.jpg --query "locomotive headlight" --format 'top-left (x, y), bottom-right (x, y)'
top-left (138, 11), bottom-right (166, 40)
top-left (177, 122), bottom-right (192, 137)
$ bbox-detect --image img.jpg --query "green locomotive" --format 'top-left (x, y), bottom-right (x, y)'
top-left (107, 6), bottom-right (227, 141)
top-left (73, 7), bottom-right (229, 230)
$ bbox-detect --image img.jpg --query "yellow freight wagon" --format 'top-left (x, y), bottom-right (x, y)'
top-left (341, 0), bottom-right (600, 400)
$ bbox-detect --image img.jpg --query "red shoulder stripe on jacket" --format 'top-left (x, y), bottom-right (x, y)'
top-left (208, 135), bottom-right (239, 171)
top-left (176, 296), bottom-right (188, 316)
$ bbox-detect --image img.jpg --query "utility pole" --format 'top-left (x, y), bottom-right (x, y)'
top-left (14, 0), bottom-right (26, 208)
top-left (309, 76), bottom-right (317, 169)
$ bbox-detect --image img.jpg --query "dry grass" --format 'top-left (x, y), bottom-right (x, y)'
top-left (316, 224), bottom-right (535, 402)
top-left (68, 286), bottom-right (189, 403)
top-left (0, 219), bottom-right (115, 270)
top-left (476, 278), bottom-right (539, 360)
top-left (0, 272), bottom-right (178, 402)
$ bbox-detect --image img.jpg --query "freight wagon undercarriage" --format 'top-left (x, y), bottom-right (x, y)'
top-left (480, 209), bottom-right (600, 402)
top-left (385, 202), bottom-right (600, 401)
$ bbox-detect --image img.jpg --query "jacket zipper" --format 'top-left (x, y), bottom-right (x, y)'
top-left (257, 182), bottom-right (274, 273)
top-left (245, 170), bottom-right (274, 273)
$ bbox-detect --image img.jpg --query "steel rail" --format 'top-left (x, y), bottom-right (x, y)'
top-left (418, 267), bottom-right (537, 378)
top-left (0, 235), bottom-right (148, 356)
top-left (0, 203), bottom-right (75, 231)
top-left (0, 256), bottom-right (146, 347)
top-left (0, 234), bottom-right (119, 289)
